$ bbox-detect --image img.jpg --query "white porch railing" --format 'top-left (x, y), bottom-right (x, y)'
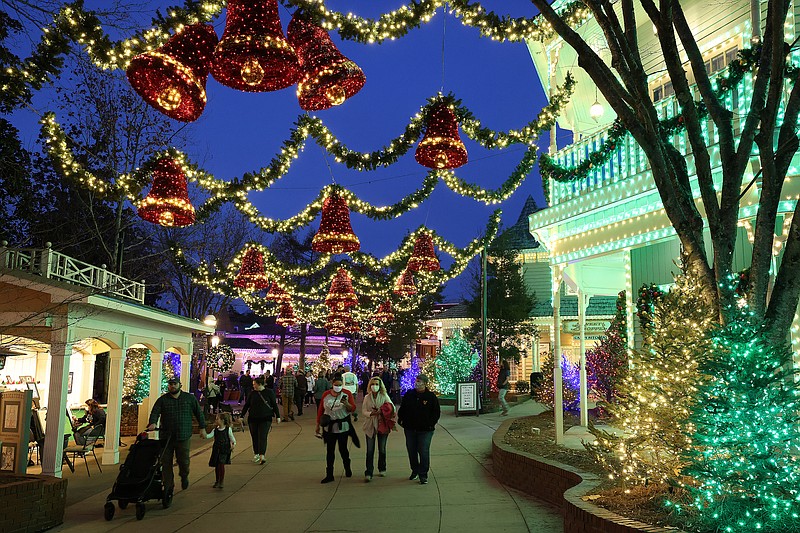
top-left (0, 242), bottom-right (145, 303)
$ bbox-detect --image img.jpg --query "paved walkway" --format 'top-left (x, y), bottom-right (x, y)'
top-left (49, 399), bottom-right (562, 532)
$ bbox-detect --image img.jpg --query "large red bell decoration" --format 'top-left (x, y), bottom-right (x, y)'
top-left (375, 328), bottom-right (389, 344)
top-left (266, 280), bottom-right (291, 303)
top-left (325, 268), bottom-right (358, 311)
top-left (138, 158), bottom-right (196, 227)
top-left (312, 191), bottom-right (360, 254)
top-left (407, 232), bottom-right (440, 272)
top-left (415, 103), bottom-right (468, 169)
top-left (326, 311), bottom-right (359, 335)
top-left (287, 13), bottom-right (366, 111)
top-left (211, 0), bottom-right (301, 92)
top-left (373, 300), bottom-right (394, 322)
top-left (393, 268), bottom-right (417, 296)
top-left (127, 24), bottom-right (218, 122)
top-left (276, 302), bottom-right (297, 327)
top-left (233, 247), bottom-right (270, 290)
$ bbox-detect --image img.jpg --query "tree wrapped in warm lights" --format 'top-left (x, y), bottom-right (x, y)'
top-left (287, 12), bottom-right (366, 111)
top-left (586, 273), bottom-right (714, 487)
top-left (312, 191), bottom-right (360, 254)
top-left (637, 283), bottom-right (665, 346)
top-left (415, 103), bottom-right (468, 169)
top-left (311, 344), bottom-right (332, 376)
top-left (532, 352), bottom-right (579, 409)
top-left (122, 348), bottom-right (151, 404)
top-left (126, 24), bottom-right (218, 122)
top-left (137, 157), bottom-right (196, 227)
top-left (670, 311), bottom-right (800, 533)
top-left (434, 329), bottom-right (476, 395)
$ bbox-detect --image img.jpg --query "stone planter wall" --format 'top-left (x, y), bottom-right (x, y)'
top-left (0, 474), bottom-right (67, 533)
top-left (491, 419), bottom-right (683, 533)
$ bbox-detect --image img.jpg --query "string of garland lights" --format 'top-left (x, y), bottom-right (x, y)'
top-left (539, 46), bottom-right (799, 191)
top-left (40, 77), bottom-right (573, 205)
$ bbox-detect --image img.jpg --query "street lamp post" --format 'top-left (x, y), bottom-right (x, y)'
top-left (481, 244), bottom-right (488, 409)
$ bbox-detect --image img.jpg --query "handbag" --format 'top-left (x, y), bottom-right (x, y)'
top-left (320, 393), bottom-right (342, 428)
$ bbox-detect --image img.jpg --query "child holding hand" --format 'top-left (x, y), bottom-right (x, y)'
top-left (204, 412), bottom-right (236, 488)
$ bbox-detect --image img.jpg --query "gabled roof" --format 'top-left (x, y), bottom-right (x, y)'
top-left (530, 295), bottom-right (618, 317)
top-left (223, 337), bottom-right (265, 350)
top-left (498, 195), bottom-right (541, 250)
top-left (433, 303), bottom-right (475, 320)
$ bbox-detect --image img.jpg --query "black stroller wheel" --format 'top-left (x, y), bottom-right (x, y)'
top-left (103, 502), bottom-right (115, 521)
top-left (135, 503), bottom-right (146, 520)
top-left (118, 500), bottom-right (129, 509)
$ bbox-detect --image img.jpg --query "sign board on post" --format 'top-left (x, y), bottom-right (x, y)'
top-left (0, 389), bottom-right (32, 473)
top-left (455, 381), bottom-right (480, 416)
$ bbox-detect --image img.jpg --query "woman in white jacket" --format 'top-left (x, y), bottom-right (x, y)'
top-left (362, 376), bottom-right (395, 481)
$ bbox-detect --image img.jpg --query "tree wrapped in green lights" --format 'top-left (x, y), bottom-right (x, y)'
top-left (586, 273), bottom-right (714, 487)
top-left (671, 311), bottom-right (800, 533)
top-left (434, 329), bottom-right (477, 395)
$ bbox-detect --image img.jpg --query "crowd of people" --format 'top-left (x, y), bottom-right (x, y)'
top-left (149, 366), bottom-right (440, 502)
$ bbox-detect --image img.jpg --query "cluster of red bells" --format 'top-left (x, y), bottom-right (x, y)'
top-left (133, 1), bottom-right (469, 228)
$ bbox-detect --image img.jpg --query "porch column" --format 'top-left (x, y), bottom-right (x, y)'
top-left (81, 352), bottom-right (96, 402)
top-left (532, 336), bottom-right (540, 372)
top-left (103, 338), bottom-right (127, 465)
top-left (35, 351), bottom-right (50, 405)
top-left (180, 352), bottom-right (191, 390)
top-left (578, 290), bottom-right (589, 427)
top-left (150, 348), bottom-right (164, 402)
top-left (553, 266), bottom-right (564, 444)
top-left (42, 313), bottom-right (72, 478)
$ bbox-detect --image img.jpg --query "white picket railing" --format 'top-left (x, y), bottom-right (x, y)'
top-left (0, 242), bottom-right (145, 303)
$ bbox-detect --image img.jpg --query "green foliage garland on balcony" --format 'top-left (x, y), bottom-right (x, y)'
top-left (538, 46), bottom-right (798, 203)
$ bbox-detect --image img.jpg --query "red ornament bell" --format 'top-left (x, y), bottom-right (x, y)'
top-left (415, 103), bottom-right (468, 169)
top-left (407, 232), bottom-right (440, 272)
top-left (234, 247), bottom-right (270, 290)
top-left (312, 191), bottom-right (360, 254)
top-left (266, 280), bottom-right (291, 303)
top-left (211, 0), bottom-right (301, 92)
top-left (276, 302), bottom-right (297, 327)
top-left (127, 24), bottom-right (218, 122)
top-left (287, 13), bottom-right (366, 111)
top-left (393, 268), bottom-right (417, 296)
top-left (138, 158), bottom-right (196, 227)
top-left (373, 300), bottom-right (394, 322)
top-left (325, 311), bottom-right (359, 334)
top-left (325, 268), bottom-right (358, 310)
top-left (375, 328), bottom-right (389, 344)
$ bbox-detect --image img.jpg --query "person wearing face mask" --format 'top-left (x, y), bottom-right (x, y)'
top-left (147, 378), bottom-right (207, 505)
top-left (361, 377), bottom-right (396, 481)
top-left (397, 374), bottom-right (440, 485)
top-left (315, 375), bottom-right (357, 483)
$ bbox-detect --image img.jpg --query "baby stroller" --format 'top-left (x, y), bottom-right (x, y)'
top-left (104, 429), bottom-right (171, 521)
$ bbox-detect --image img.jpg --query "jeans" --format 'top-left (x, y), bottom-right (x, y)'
top-left (324, 431), bottom-right (350, 472)
top-left (498, 388), bottom-right (510, 412)
top-left (295, 391), bottom-right (306, 415)
top-left (161, 437), bottom-right (191, 491)
top-left (240, 387), bottom-right (251, 404)
top-left (404, 429), bottom-right (433, 479)
top-left (365, 432), bottom-right (388, 476)
top-left (248, 419), bottom-right (272, 455)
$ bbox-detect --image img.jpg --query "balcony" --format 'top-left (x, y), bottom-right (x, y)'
top-left (0, 242), bottom-right (146, 304)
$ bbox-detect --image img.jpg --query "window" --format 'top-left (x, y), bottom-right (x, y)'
top-left (651, 44), bottom-right (739, 102)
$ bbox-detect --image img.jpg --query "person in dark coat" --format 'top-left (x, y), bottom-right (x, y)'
top-left (397, 374), bottom-right (440, 485)
top-left (240, 376), bottom-right (280, 465)
top-left (72, 399), bottom-right (106, 445)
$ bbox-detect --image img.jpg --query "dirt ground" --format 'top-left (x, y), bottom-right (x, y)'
top-left (503, 412), bottom-right (680, 529)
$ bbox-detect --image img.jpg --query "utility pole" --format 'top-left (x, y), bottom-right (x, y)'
top-left (481, 244), bottom-right (488, 408)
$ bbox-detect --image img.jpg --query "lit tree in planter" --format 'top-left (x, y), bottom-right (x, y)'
top-left (434, 329), bottom-right (477, 395)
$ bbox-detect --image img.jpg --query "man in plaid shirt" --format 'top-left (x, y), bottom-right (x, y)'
top-left (147, 378), bottom-right (206, 505)
top-left (280, 370), bottom-right (297, 421)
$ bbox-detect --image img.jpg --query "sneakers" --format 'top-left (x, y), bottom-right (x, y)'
top-left (419, 477), bottom-right (428, 485)
top-left (259, 458), bottom-right (266, 465)
top-left (378, 471), bottom-right (386, 477)
top-left (217, 483), bottom-right (223, 489)
top-left (365, 475), bottom-right (372, 482)
top-left (409, 473), bottom-right (418, 481)
top-left (163, 488), bottom-right (173, 508)
top-left (253, 454), bottom-right (261, 463)
top-left (212, 481), bottom-right (219, 488)
top-left (181, 477), bottom-right (189, 490)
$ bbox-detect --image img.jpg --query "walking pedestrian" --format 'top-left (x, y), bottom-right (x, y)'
top-left (295, 369), bottom-right (307, 416)
top-left (362, 377), bottom-right (395, 481)
top-left (202, 412), bottom-right (236, 488)
top-left (280, 370), bottom-right (297, 421)
top-left (497, 360), bottom-right (511, 416)
top-left (239, 370), bottom-right (253, 404)
top-left (316, 376), bottom-right (358, 483)
top-left (241, 377), bottom-right (280, 465)
top-left (305, 372), bottom-right (315, 406)
top-left (314, 371), bottom-right (331, 407)
top-left (203, 379), bottom-right (221, 414)
top-left (341, 365), bottom-right (359, 421)
top-left (146, 378), bottom-right (206, 505)
top-left (397, 374), bottom-right (440, 485)
top-left (390, 369), bottom-right (401, 404)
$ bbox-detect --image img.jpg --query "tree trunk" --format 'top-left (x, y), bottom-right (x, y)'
top-left (299, 322), bottom-right (307, 369)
